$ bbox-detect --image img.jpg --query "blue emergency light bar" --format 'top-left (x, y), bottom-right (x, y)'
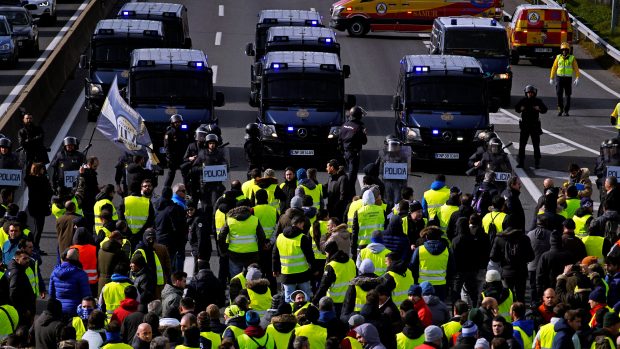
top-left (271, 63), bottom-right (288, 69)
top-left (181, 124), bottom-right (188, 130)
top-left (432, 129), bottom-right (440, 135)
top-left (121, 10), bottom-right (135, 16)
top-left (287, 126), bottom-right (294, 132)
top-left (318, 37), bottom-right (333, 44)
top-left (188, 61), bottom-right (205, 69)
top-left (414, 66), bottom-right (430, 73)
top-left (305, 19), bottom-right (318, 26)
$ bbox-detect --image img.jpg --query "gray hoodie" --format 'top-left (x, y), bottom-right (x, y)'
top-left (355, 323), bottom-right (387, 349)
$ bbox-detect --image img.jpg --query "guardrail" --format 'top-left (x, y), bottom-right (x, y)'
top-left (0, 0), bottom-right (119, 139)
top-left (542, 0), bottom-right (620, 63)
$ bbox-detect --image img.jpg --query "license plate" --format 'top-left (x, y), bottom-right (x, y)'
top-left (434, 152), bottom-right (459, 159)
top-left (535, 47), bottom-right (552, 52)
top-left (290, 149), bottom-right (314, 156)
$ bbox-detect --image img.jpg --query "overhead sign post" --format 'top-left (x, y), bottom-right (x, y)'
top-left (202, 165), bottom-right (228, 183)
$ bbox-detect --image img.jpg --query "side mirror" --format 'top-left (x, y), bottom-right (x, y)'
top-left (185, 38), bottom-right (192, 49)
top-left (345, 94), bottom-right (356, 109)
top-left (503, 15), bottom-right (511, 22)
top-left (343, 65), bottom-right (351, 78)
top-left (392, 95), bottom-right (403, 111)
top-left (214, 91), bottom-right (225, 107)
top-left (245, 42), bottom-right (255, 56)
top-left (253, 62), bottom-right (263, 77)
top-left (79, 54), bottom-right (88, 69)
top-left (489, 97), bottom-right (500, 113)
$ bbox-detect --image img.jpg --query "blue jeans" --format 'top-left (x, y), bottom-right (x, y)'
top-left (229, 258), bottom-right (244, 278)
top-left (282, 281), bottom-right (313, 303)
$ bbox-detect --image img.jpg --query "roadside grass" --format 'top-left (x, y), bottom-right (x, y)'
top-left (565, 0), bottom-right (620, 47)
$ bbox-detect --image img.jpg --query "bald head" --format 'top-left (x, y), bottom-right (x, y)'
top-left (66, 247), bottom-right (80, 262)
top-left (136, 323), bottom-right (152, 342)
top-left (543, 178), bottom-right (554, 189)
top-left (481, 297), bottom-right (498, 311)
top-left (180, 313), bottom-right (197, 334)
top-left (543, 288), bottom-right (557, 307)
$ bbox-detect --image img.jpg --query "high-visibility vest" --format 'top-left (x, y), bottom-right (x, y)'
top-left (227, 216), bottom-right (260, 253)
top-left (442, 321), bottom-right (462, 342)
top-left (52, 196), bottom-right (82, 219)
top-left (99, 236), bottom-right (131, 256)
top-left (438, 204), bottom-right (459, 232)
top-left (312, 221), bottom-right (328, 260)
top-left (347, 199), bottom-right (363, 230)
top-left (574, 214), bottom-right (592, 238)
top-left (123, 196), bottom-right (150, 233)
top-left (101, 343), bottom-right (133, 349)
top-left (556, 55), bottom-right (575, 77)
top-left (200, 331), bottom-right (221, 349)
top-left (589, 337), bottom-right (616, 349)
top-left (482, 289), bottom-right (513, 319)
top-left (266, 324), bottom-right (295, 349)
top-left (482, 211), bottom-right (507, 234)
top-left (291, 302), bottom-right (310, 316)
top-left (327, 259), bottom-right (356, 303)
top-left (354, 284), bottom-right (369, 312)
top-left (71, 244), bottom-right (98, 284)
top-left (561, 198), bottom-right (580, 219)
top-left (418, 244), bottom-right (449, 286)
top-left (396, 332), bottom-right (425, 349)
top-left (423, 187), bottom-right (450, 219)
top-left (242, 179), bottom-right (256, 198)
top-left (276, 233), bottom-right (309, 275)
top-left (356, 204), bottom-right (385, 247)
top-left (359, 247), bottom-right (391, 276)
top-left (536, 322), bottom-right (556, 349)
top-left (0, 304), bottom-right (18, 339)
top-left (589, 305), bottom-right (612, 328)
top-left (24, 260), bottom-right (39, 295)
top-left (215, 209), bottom-right (226, 236)
top-left (224, 325), bottom-right (244, 339)
top-left (238, 333), bottom-right (276, 349)
top-left (254, 204), bottom-right (277, 240)
top-left (71, 316), bottom-right (86, 340)
top-left (582, 235), bottom-right (605, 261)
top-left (94, 198), bottom-right (118, 233)
top-left (229, 271), bottom-right (247, 303)
top-left (388, 269), bottom-right (414, 306)
top-left (247, 287), bottom-right (272, 317)
top-left (514, 324), bottom-right (533, 349)
top-left (251, 183), bottom-right (280, 209)
top-left (295, 324), bottom-right (327, 349)
top-left (175, 346), bottom-right (200, 349)
top-left (300, 183), bottom-right (322, 209)
top-left (343, 336), bottom-right (364, 349)
top-left (102, 281), bottom-right (132, 318)
top-left (133, 249), bottom-right (164, 286)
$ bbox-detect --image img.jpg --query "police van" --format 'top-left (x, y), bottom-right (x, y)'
top-left (253, 51), bottom-right (356, 162)
top-left (429, 17), bottom-right (512, 105)
top-left (127, 48), bottom-right (225, 155)
top-left (392, 55), bottom-right (498, 164)
top-left (80, 19), bottom-right (165, 121)
top-left (117, 2), bottom-right (191, 48)
top-left (248, 26), bottom-right (339, 107)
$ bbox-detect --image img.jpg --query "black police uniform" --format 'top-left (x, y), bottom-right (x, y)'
top-left (244, 136), bottom-right (263, 172)
top-left (514, 96), bottom-right (548, 167)
top-left (479, 151), bottom-right (512, 192)
top-left (339, 118), bottom-right (367, 191)
top-left (50, 149), bottom-right (85, 191)
top-left (193, 147), bottom-right (227, 212)
top-left (17, 122), bottom-right (49, 168)
top-left (183, 141), bottom-right (206, 199)
top-left (164, 124), bottom-right (189, 188)
top-left (114, 152), bottom-right (132, 197)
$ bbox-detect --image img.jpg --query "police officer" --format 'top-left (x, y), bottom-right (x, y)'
top-left (378, 135), bottom-right (410, 209)
top-left (164, 114), bottom-right (189, 188)
top-left (478, 138), bottom-right (512, 192)
top-left (244, 123), bottom-right (263, 173)
top-left (183, 125), bottom-right (209, 199)
top-left (515, 85), bottom-right (548, 169)
top-left (205, 124), bottom-right (223, 146)
top-left (193, 134), bottom-right (227, 213)
top-left (339, 106), bottom-right (368, 193)
top-left (0, 138), bottom-right (21, 171)
top-left (550, 42), bottom-right (580, 116)
top-left (468, 131), bottom-right (497, 170)
top-left (17, 112), bottom-right (49, 170)
top-left (50, 136), bottom-right (85, 192)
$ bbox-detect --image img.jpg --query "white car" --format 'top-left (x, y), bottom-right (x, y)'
top-left (22, 0), bottom-right (56, 25)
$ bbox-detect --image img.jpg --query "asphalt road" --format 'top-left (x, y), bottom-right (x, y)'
top-left (26, 0), bottom-right (620, 307)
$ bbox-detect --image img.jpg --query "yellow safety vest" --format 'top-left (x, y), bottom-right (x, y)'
top-left (227, 216), bottom-right (260, 253)
top-left (442, 321), bottom-right (462, 342)
top-left (312, 220), bottom-right (328, 260)
top-left (514, 325), bottom-right (533, 349)
top-left (266, 325), bottom-right (296, 349)
top-left (276, 233), bottom-right (309, 275)
top-left (356, 204), bottom-right (385, 247)
top-left (438, 204), bottom-right (459, 232)
top-left (251, 183), bottom-right (280, 209)
top-left (24, 260), bottom-right (39, 295)
top-left (123, 196), bottom-right (150, 234)
top-left (354, 285), bottom-right (369, 312)
top-left (238, 333), bottom-right (276, 349)
top-left (482, 211), bottom-right (507, 234)
top-left (254, 204), bottom-right (277, 240)
top-left (72, 316), bottom-right (86, 340)
top-left (51, 196), bottom-right (82, 219)
top-left (99, 236), bottom-right (131, 256)
top-left (388, 269), bottom-right (414, 306)
top-left (0, 304), bottom-right (18, 339)
top-left (229, 271), bottom-right (247, 303)
top-left (613, 102), bottom-right (620, 129)
top-left (582, 235), bottom-right (605, 261)
top-left (359, 247), bottom-right (391, 276)
top-left (347, 199), bottom-right (363, 230)
top-left (423, 187), bottom-right (450, 219)
top-left (300, 183), bottom-right (322, 209)
top-left (133, 248), bottom-right (164, 286)
top-left (344, 336), bottom-right (364, 349)
top-left (327, 259), bottom-right (356, 303)
top-left (200, 331), bottom-right (221, 349)
top-left (242, 179), bottom-right (256, 199)
top-left (536, 322), bottom-right (556, 349)
top-left (295, 324), bottom-right (327, 349)
top-left (94, 198), bottom-right (118, 233)
top-left (215, 209), bottom-right (226, 236)
top-left (418, 244), bottom-right (449, 286)
top-left (589, 337), bottom-right (616, 349)
top-left (561, 198), bottom-right (580, 219)
top-left (175, 346), bottom-right (200, 349)
top-left (101, 343), bottom-right (133, 349)
top-left (102, 281), bottom-right (132, 318)
top-left (482, 289), bottom-right (513, 319)
top-left (224, 325), bottom-right (245, 339)
top-left (247, 287), bottom-right (272, 317)
top-left (589, 305), bottom-right (613, 328)
top-left (396, 332), bottom-right (425, 349)
top-left (556, 55), bottom-right (575, 77)
top-left (574, 214), bottom-right (592, 238)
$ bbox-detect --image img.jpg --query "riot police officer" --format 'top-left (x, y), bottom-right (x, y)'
top-left (164, 114), bottom-right (189, 188)
top-left (377, 135), bottom-right (410, 209)
top-left (468, 131), bottom-right (497, 169)
top-left (0, 138), bottom-right (21, 170)
top-left (193, 134), bottom-right (228, 213)
top-left (183, 126), bottom-right (209, 199)
top-left (50, 136), bottom-right (85, 192)
top-left (478, 138), bottom-right (513, 192)
top-left (205, 124), bottom-right (223, 146)
top-left (515, 85), bottom-right (548, 169)
top-left (339, 106), bottom-right (368, 194)
top-left (244, 123), bottom-right (263, 173)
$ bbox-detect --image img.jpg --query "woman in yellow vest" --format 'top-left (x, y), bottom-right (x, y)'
top-left (266, 304), bottom-right (298, 349)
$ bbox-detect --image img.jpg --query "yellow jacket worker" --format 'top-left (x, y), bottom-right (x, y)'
top-left (549, 42), bottom-right (580, 116)
top-left (610, 101), bottom-right (620, 137)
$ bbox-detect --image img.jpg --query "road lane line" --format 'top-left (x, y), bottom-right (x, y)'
top-left (503, 141), bottom-right (543, 203)
top-left (580, 70), bottom-right (620, 99)
top-left (218, 5), bottom-right (224, 16)
top-left (215, 32), bottom-right (222, 46)
top-left (212, 65), bottom-right (218, 84)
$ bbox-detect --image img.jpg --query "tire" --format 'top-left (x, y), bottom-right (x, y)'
top-left (347, 18), bottom-right (369, 37)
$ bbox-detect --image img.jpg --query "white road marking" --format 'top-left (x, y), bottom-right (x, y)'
top-left (586, 125), bottom-right (617, 134)
top-left (512, 142), bottom-right (576, 155)
top-left (218, 5), bottom-right (224, 16)
top-left (215, 32), bottom-right (222, 46)
top-left (580, 70), bottom-right (620, 99)
top-left (491, 112), bottom-right (519, 125)
top-left (212, 65), bottom-right (218, 84)
top-left (502, 141), bottom-right (542, 202)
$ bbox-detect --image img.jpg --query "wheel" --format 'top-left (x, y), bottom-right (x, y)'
top-left (510, 51), bottom-right (519, 65)
top-left (347, 18), bottom-right (369, 37)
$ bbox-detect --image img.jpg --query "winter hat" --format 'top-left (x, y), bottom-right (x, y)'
top-left (450, 186), bottom-right (461, 194)
top-left (296, 168), bottom-right (307, 180)
top-left (224, 305), bottom-right (244, 318)
top-left (589, 287), bottom-right (607, 304)
top-left (159, 317), bottom-right (180, 327)
top-left (461, 321), bottom-right (478, 337)
top-left (404, 309), bottom-right (420, 326)
top-left (245, 266), bottom-right (262, 281)
top-left (475, 338), bottom-right (490, 349)
top-left (47, 298), bottom-right (63, 318)
top-left (348, 314), bottom-right (365, 327)
top-left (130, 254), bottom-right (146, 267)
top-left (324, 240), bottom-right (339, 256)
top-left (603, 311), bottom-right (620, 328)
top-left (485, 269), bottom-right (501, 283)
top-left (290, 196), bottom-right (303, 208)
top-left (468, 308), bottom-right (484, 326)
top-left (408, 284), bottom-right (422, 297)
top-left (370, 230), bottom-right (383, 244)
top-left (580, 197), bottom-right (594, 208)
top-left (275, 303), bottom-right (292, 316)
top-left (581, 256), bottom-right (599, 266)
top-left (409, 200), bottom-right (422, 213)
top-left (420, 281), bottom-right (435, 296)
top-left (424, 325), bottom-right (442, 342)
top-left (290, 290), bottom-right (307, 302)
top-left (305, 305), bottom-right (319, 322)
top-left (359, 258), bottom-right (375, 274)
top-left (245, 310), bottom-right (261, 326)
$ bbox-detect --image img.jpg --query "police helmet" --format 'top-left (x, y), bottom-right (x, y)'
top-left (205, 124), bottom-right (222, 137)
top-left (349, 106), bottom-right (365, 120)
top-left (0, 138), bottom-right (11, 149)
top-left (63, 136), bottom-right (79, 147)
top-left (195, 126), bottom-right (208, 142)
top-left (489, 138), bottom-right (502, 154)
top-left (483, 132), bottom-right (497, 143)
top-left (524, 85), bottom-right (537, 96)
top-left (605, 138), bottom-right (620, 160)
top-left (384, 134), bottom-right (399, 145)
top-left (246, 123), bottom-right (260, 137)
top-left (170, 114), bottom-right (183, 123)
top-left (205, 134), bottom-right (219, 144)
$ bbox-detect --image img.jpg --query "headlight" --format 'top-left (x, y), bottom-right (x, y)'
top-left (38, 1), bottom-right (50, 6)
top-left (88, 83), bottom-right (103, 96)
top-left (332, 5), bottom-right (345, 17)
top-left (0, 43), bottom-right (10, 51)
top-left (494, 73), bottom-right (511, 80)
top-left (327, 126), bottom-right (340, 139)
top-left (260, 124), bottom-right (277, 139)
top-left (404, 127), bottom-right (422, 142)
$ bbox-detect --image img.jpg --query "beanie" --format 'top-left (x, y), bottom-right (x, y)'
top-left (589, 287), bottom-right (607, 304)
top-left (348, 314), bottom-right (365, 327)
top-left (424, 325), bottom-right (442, 342)
top-left (370, 230), bottom-right (383, 244)
top-left (475, 338), bottom-right (490, 349)
top-left (409, 200), bottom-right (422, 213)
top-left (275, 303), bottom-right (292, 316)
top-left (359, 258), bottom-right (375, 274)
top-left (245, 267), bottom-right (262, 281)
top-left (420, 281), bottom-right (435, 296)
top-left (461, 320), bottom-right (478, 337)
top-left (296, 168), bottom-right (307, 180)
top-left (324, 240), bottom-right (339, 256)
top-left (408, 284), bottom-right (422, 296)
top-left (485, 270), bottom-right (501, 283)
top-left (290, 196), bottom-right (303, 208)
top-left (245, 310), bottom-right (260, 326)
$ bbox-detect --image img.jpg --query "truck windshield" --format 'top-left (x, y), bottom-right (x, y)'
top-left (92, 38), bottom-right (161, 67)
top-left (444, 30), bottom-right (508, 57)
top-left (265, 75), bottom-right (341, 103)
top-left (132, 71), bottom-right (212, 105)
top-left (406, 77), bottom-right (485, 112)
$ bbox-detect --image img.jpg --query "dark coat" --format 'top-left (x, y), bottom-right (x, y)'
top-left (33, 310), bottom-right (64, 349)
top-left (131, 267), bottom-right (155, 304)
top-left (25, 174), bottom-right (53, 217)
top-left (7, 259), bottom-right (36, 314)
top-left (526, 225), bottom-right (552, 272)
top-left (503, 187), bottom-right (525, 232)
top-left (188, 209), bottom-right (211, 260)
top-left (536, 233), bottom-right (574, 299)
top-left (447, 205), bottom-right (475, 241)
top-left (77, 168), bottom-right (99, 212)
top-left (185, 268), bottom-right (225, 310)
top-left (452, 217), bottom-right (490, 272)
top-left (49, 261), bottom-right (91, 315)
top-left (154, 197), bottom-right (187, 246)
top-left (326, 168), bottom-right (349, 219)
top-left (98, 239), bottom-right (130, 294)
top-left (551, 318), bottom-right (576, 349)
top-left (489, 228), bottom-right (534, 278)
top-left (382, 213), bottom-right (411, 261)
top-left (18, 123), bottom-right (49, 164)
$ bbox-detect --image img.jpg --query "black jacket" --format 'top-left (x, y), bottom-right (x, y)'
top-left (18, 123), bottom-right (49, 164)
top-left (447, 205), bottom-right (475, 241)
top-left (33, 310), bottom-right (64, 349)
top-left (341, 273), bottom-right (382, 320)
top-left (188, 209), bottom-right (211, 260)
top-left (186, 268), bottom-right (225, 310)
top-left (164, 125), bottom-right (189, 162)
top-left (536, 233), bottom-right (575, 296)
top-left (326, 169), bottom-right (349, 219)
top-left (125, 163), bottom-right (156, 195)
top-left (515, 96), bottom-right (548, 129)
top-left (526, 225), bottom-right (552, 272)
top-left (50, 149), bottom-right (85, 189)
top-left (503, 187), bottom-right (525, 232)
top-left (154, 197), bottom-right (187, 246)
top-left (279, 178), bottom-right (298, 212)
top-left (452, 217), bottom-right (490, 272)
top-left (7, 259), bottom-right (36, 314)
top-left (272, 225), bottom-right (314, 284)
top-left (561, 233), bottom-right (587, 263)
top-left (339, 119), bottom-right (367, 152)
top-left (130, 267), bottom-right (155, 304)
top-left (25, 173), bottom-right (53, 217)
top-left (490, 228), bottom-right (534, 277)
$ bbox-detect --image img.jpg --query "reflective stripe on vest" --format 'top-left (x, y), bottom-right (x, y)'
top-left (347, 199), bottom-right (363, 230)
top-left (354, 285), bottom-right (368, 311)
top-left (215, 209), bottom-right (226, 236)
top-left (357, 204), bottom-right (385, 246)
top-left (482, 211), bottom-right (507, 234)
top-left (25, 261), bottom-right (38, 295)
top-left (238, 333), bottom-right (276, 349)
top-left (94, 198), bottom-right (117, 232)
top-left (102, 281), bottom-right (132, 318)
top-left (72, 316), bottom-right (86, 340)
top-left (295, 324), bottom-right (327, 349)
top-left (396, 332), bottom-right (425, 349)
top-left (557, 55), bottom-right (575, 77)
top-left (327, 259), bottom-right (356, 303)
top-left (247, 287), bottom-right (272, 317)
top-left (418, 244), bottom-right (449, 285)
top-left (300, 184), bottom-right (322, 210)
top-left (388, 269), bottom-right (414, 306)
top-left (574, 214), bottom-right (592, 238)
top-left (200, 331), bottom-right (221, 349)
top-left (227, 216), bottom-right (260, 253)
top-left (582, 235), bottom-right (605, 260)
top-left (276, 233), bottom-right (309, 274)
top-left (537, 322), bottom-right (556, 349)
top-left (133, 249), bottom-right (164, 285)
top-left (514, 325), bottom-right (533, 349)
top-left (71, 244), bottom-right (98, 284)
top-left (254, 204), bottom-right (277, 239)
top-left (313, 221), bottom-right (328, 260)
top-left (438, 204), bottom-right (459, 232)
top-left (123, 196), bottom-right (150, 233)
top-left (359, 247), bottom-right (391, 276)
top-left (266, 324), bottom-right (295, 349)
top-left (423, 187), bottom-right (450, 219)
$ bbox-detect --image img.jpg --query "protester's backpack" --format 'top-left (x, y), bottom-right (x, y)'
top-left (593, 335), bottom-right (614, 349)
top-left (604, 219), bottom-right (620, 244)
top-left (487, 213), bottom-right (499, 244)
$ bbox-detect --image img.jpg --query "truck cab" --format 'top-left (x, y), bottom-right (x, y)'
top-left (127, 48), bottom-right (225, 155)
top-left (254, 51), bottom-right (355, 162)
top-left (81, 19), bottom-right (164, 121)
top-left (392, 55), bottom-right (497, 164)
top-left (117, 2), bottom-right (191, 48)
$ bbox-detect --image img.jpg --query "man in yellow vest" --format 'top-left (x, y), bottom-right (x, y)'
top-left (383, 252), bottom-right (414, 307)
top-left (482, 196), bottom-right (508, 236)
top-left (422, 174), bottom-right (450, 220)
top-left (238, 310), bottom-right (276, 349)
top-left (533, 303), bottom-right (567, 349)
top-left (119, 179), bottom-right (155, 249)
top-left (573, 198), bottom-right (594, 238)
top-left (611, 101), bottom-right (620, 138)
top-left (397, 310), bottom-right (426, 348)
top-left (222, 303), bottom-right (248, 348)
top-left (341, 259), bottom-right (381, 318)
top-left (436, 192), bottom-right (460, 235)
top-left (99, 266), bottom-right (133, 319)
top-left (6, 249), bottom-right (38, 321)
top-left (410, 226), bottom-right (454, 301)
top-left (242, 168), bottom-right (261, 199)
top-left (299, 168), bottom-right (324, 209)
top-left (352, 189), bottom-right (386, 256)
top-left (243, 269), bottom-right (272, 318)
top-left (590, 312), bottom-right (620, 349)
top-left (71, 296), bottom-right (98, 340)
top-left (273, 213), bottom-right (315, 302)
top-left (94, 184), bottom-right (117, 235)
top-left (312, 240), bottom-right (356, 316)
top-left (253, 189), bottom-right (279, 289)
top-left (356, 230), bottom-right (391, 276)
top-left (549, 42), bottom-right (580, 116)
top-left (292, 305), bottom-right (327, 349)
top-left (266, 303), bottom-right (298, 349)
top-left (0, 302), bottom-right (18, 341)
top-left (250, 169), bottom-right (287, 209)
top-left (561, 185), bottom-right (581, 219)
top-left (511, 302), bottom-right (535, 349)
